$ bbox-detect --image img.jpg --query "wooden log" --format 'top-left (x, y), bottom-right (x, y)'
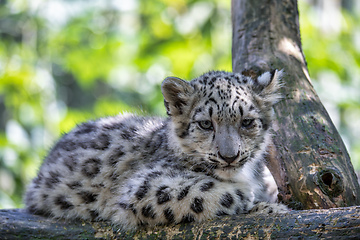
top-left (231, 0), bottom-right (360, 209)
top-left (1, 208), bottom-right (360, 239)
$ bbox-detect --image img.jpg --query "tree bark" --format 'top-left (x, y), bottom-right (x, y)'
top-left (1, 208), bottom-right (360, 239)
top-left (232, 0), bottom-right (360, 210)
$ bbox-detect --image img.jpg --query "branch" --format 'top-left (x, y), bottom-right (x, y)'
top-left (1, 208), bottom-right (360, 239)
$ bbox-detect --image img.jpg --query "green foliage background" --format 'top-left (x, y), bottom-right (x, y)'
top-left (0, 0), bottom-right (359, 208)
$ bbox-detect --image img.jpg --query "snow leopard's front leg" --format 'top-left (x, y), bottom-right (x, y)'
top-left (109, 170), bottom-right (287, 229)
top-left (249, 202), bottom-right (289, 215)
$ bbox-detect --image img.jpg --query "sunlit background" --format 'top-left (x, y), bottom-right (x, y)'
top-left (0, 0), bottom-right (359, 208)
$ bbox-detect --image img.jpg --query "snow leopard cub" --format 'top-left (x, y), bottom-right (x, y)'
top-left (25, 70), bottom-right (287, 230)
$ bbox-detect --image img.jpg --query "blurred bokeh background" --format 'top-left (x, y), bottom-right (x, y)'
top-left (0, 0), bottom-right (359, 208)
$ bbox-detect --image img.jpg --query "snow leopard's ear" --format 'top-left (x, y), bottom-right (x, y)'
top-left (161, 77), bottom-right (194, 116)
top-left (253, 69), bottom-right (283, 105)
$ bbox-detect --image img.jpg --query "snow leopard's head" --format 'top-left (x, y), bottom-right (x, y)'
top-left (161, 70), bottom-right (282, 181)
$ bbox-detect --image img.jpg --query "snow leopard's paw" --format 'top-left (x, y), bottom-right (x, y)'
top-left (249, 202), bottom-right (289, 215)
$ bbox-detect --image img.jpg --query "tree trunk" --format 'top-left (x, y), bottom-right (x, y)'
top-left (1, 208), bottom-right (360, 239)
top-left (232, 0), bottom-right (360, 210)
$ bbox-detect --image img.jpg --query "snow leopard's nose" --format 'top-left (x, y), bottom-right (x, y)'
top-left (215, 125), bottom-right (241, 164)
top-left (218, 151), bottom-right (240, 164)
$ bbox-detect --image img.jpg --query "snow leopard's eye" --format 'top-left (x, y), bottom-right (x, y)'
top-left (197, 120), bottom-right (213, 130)
top-left (241, 118), bottom-right (255, 128)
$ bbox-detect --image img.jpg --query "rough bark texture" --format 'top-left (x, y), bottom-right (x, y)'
top-left (1, 208), bottom-right (360, 239)
top-left (232, 0), bottom-right (360, 210)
